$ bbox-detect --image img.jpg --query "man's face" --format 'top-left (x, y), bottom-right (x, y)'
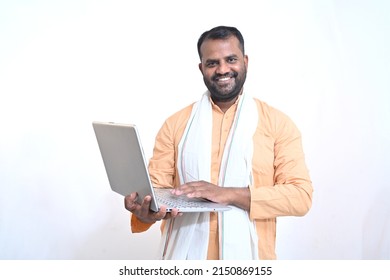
top-left (199, 36), bottom-right (248, 102)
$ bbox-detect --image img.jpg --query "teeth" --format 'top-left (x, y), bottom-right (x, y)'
top-left (218, 77), bottom-right (230, 81)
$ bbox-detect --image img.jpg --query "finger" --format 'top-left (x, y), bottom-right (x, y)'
top-left (172, 182), bottom-right (198, 195)
top-left (153, 205), bottom-right (168, 220)
top-left (170, 208), bottom-right (181, 218)
top-left (162, 208), bottom-right (182, 220)
top-left (183, 183), bottom-right (206, 197)
top-left (139, 195), bottom-right (152, 217)
top-left (124, 192), bottom-right (139, 212)
top-left (186, 189), bottom-right (205, 198)
top-left (170, 188), bottom-right (183, 195)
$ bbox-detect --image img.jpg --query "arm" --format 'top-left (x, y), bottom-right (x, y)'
top-left (249, 107), bottom-right (313, 220)
top-left (125, 193), bottom-right (180, 232)
top-left (171, 181), bottom-right (251, 211)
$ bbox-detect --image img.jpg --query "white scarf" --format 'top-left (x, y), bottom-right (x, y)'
top-left (158, 91), bottom-right (259, 260)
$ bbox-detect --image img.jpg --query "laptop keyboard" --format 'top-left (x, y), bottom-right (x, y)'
top-left (154, 188), bottom-right (208, 209)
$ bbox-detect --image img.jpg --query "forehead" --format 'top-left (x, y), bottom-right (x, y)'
top-left (200, 36), bottom-right (242, 61)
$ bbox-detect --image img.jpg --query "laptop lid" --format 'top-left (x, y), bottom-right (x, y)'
top-left (92, 121), bottom-right (231, 213)
top-left (93, 121), bottom-right (160, 211)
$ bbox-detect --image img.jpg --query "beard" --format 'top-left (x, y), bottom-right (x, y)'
top-left (204, 69), bottom-right (247, 103)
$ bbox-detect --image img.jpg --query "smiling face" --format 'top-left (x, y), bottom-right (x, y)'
top-left (198, 36), bottom-right (248, 103)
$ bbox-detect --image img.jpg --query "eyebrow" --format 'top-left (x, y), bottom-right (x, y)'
top-left (204, 54), bottom-right (239, 63)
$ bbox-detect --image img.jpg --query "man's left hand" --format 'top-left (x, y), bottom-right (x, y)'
top-left (171, 180), bottom-right (251, 211)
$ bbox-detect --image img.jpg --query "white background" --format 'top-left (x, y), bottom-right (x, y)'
top-left (0, 0), bottom-right (389, 260)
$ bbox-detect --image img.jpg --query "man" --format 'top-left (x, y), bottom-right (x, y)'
top-left (124, 26), bottom-right (313, 260)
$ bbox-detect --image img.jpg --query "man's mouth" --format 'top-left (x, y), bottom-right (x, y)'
top-left (214, 73), bottom-right (236, 83)
top-left (217, 76), bottom-right (232, 82)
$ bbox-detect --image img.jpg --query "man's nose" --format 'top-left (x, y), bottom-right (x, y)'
top-left (216, 61), bottom-right (230, 75)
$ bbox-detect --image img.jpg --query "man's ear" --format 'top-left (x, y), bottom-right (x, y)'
top-left (198, 63), bottom-right (203, 73)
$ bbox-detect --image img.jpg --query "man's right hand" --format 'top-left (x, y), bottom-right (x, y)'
top-left (124, 192), bottom-right (181, 223)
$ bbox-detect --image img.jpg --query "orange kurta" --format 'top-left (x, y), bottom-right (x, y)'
top-left (131, 95), bottom-right (313, 259)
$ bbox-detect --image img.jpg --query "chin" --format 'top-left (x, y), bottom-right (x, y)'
top-left (210, 91), bottom-right (240, 102)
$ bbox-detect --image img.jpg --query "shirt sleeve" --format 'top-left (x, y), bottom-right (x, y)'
top-left (148, 119), bottom-right (177, 188)
top-left (130, 213), bottom-right (155, 233)
top-left (249, 102), bottom-right (313, 220)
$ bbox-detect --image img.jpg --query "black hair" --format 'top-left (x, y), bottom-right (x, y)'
top-left (197, 26), bottom-right (245, 59)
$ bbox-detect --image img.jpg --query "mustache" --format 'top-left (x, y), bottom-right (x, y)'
top-left (212, 72), bottom-right (238, 81)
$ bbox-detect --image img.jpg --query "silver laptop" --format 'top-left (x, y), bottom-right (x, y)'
top-left (92, 121), bottom-right (231, 213)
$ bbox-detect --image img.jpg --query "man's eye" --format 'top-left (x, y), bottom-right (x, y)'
top-left (228, 57), bottom-right (237, 63)
top-left (206, 62), bottom-right (217, 67)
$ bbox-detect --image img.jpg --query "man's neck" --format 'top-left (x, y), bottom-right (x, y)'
top-left (212, 90), bottom-right (243, 113)
top-left (214, 97), bottom-right (238, 113)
